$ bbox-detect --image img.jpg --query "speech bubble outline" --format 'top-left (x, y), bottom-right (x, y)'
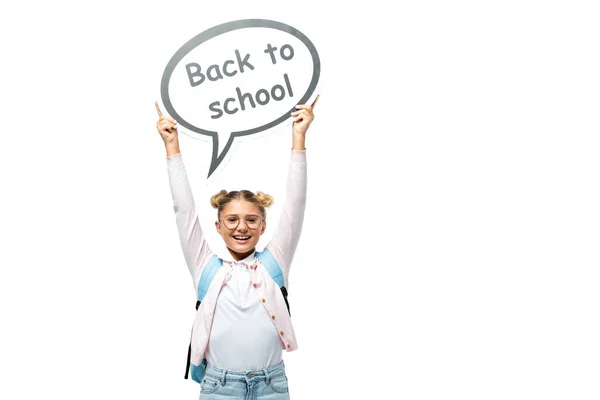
top-left (160, 19), bottom-right (321, 177)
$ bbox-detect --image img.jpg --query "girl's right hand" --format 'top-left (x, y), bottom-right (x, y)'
top-left (155, 100), bottom-right (179, 146)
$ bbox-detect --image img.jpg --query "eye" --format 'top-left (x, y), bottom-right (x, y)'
top-left (226, 216), bottom-right (238, 223)
top-left (246, 216), bottom-right (259, 223)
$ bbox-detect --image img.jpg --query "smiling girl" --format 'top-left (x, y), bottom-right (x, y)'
top-left (154, 96), bottom-right (317, 399)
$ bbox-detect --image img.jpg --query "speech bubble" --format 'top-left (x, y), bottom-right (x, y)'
top-left (160, 19), bottom-right (320, 177)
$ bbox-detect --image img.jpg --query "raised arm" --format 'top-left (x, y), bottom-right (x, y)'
top-left (266, 96), bottom-right (318, 280)
top-left (156, 101), bottom-right (213, 291)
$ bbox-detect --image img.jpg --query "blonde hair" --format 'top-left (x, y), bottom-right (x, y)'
top-left (210, 190), bottom-right (274, 219)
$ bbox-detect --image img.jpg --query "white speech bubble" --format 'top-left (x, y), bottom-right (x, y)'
top-left (161, 19), bottom-right (320, 177)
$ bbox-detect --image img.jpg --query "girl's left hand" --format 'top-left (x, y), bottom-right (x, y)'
top-left (291, 95), bottom-right (319, 136)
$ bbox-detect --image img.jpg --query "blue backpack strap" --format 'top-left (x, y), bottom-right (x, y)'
top-left (197, 255), bottom-right (223, 302)
top-left (256, 249), bottom-right (290, 316)
top-left (256, 249), bottom-right (284, 288)
top-left (190, 358), bottom-right (207, 383)
top-left (185, 255), bottom-right (222, 381)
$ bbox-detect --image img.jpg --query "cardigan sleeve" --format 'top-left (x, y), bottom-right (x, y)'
top-left (167, 153), bottom-right (214, 292)
top-left (265, 150), bottom-right (307, 284)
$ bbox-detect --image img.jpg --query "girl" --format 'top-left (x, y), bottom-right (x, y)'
top-left (154, 97), bottom-right (317, 399)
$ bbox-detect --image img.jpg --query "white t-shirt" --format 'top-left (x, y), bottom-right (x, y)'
top-left (205, 252), bottom-right (283, 371)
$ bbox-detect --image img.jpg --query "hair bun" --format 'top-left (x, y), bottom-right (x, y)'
top-left (210, 190), bottom-right (229, 208)
top-left (255, 191), bottom-right (274, 208)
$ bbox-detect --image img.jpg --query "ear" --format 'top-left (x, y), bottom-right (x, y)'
top-left (260, 220), bottom-right (267, 235)
top-left (215, 220), bottom-right (222, 235)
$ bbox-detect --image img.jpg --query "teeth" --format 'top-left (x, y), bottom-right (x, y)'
top-left (234, 236), bottom-right (250, 240)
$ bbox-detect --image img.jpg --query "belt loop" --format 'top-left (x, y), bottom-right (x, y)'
top-left (220, 368), bottom-right (227, 386)
top-left (264, 367), bottom-right (271, 385)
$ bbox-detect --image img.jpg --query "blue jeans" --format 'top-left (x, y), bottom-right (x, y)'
top-left (199, 361), bottom-right (290, 399)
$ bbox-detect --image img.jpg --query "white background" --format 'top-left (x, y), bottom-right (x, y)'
top-left (1, 1), bottom-right (599, 399)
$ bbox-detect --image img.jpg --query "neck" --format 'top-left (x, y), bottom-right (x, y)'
top-left (228, 248), bottom-right (255, 261)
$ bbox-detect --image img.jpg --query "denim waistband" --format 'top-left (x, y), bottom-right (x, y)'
top-left (204, 361), bottom-right (286, 385)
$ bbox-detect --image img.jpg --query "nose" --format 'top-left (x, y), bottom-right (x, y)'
top-left (236, 218), bottom-right (249, 231)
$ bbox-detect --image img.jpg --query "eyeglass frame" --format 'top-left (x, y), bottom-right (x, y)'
top-left (219, 214), bottom-right (264, 230)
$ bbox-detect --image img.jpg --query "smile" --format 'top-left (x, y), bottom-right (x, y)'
top-left (233, 235), bottom-right (250, 241)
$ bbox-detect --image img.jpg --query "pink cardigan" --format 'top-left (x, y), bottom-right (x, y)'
top-left (166, 150), bottom-right (307, 368)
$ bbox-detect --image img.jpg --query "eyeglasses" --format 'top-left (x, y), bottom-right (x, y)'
top-left (220, 215), bottom-right (263, 230)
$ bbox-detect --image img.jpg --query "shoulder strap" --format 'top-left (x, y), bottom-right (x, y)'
top-left (257, 249), bottom-right (290, 316)
top-left (197, 255), bottom-right (223, 302)
top-left (186, 256), bottom-right (221, 381)
top-left (256, 249), bottom-right (284, 288)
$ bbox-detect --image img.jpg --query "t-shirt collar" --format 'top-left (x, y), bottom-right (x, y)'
top-left (223, 251), bottom-right (256, 266)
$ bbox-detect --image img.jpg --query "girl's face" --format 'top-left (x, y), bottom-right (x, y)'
top-left (215, 200), bottom-right (266, 261)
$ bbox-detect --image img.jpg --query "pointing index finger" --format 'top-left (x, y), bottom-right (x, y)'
top-left (311, 94), bottom-right (320, 108)
top-left (154, 100), bottom-right (163, 117)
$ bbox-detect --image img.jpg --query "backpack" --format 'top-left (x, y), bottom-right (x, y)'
top-left (183, 249), bottom-right (290, 383)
